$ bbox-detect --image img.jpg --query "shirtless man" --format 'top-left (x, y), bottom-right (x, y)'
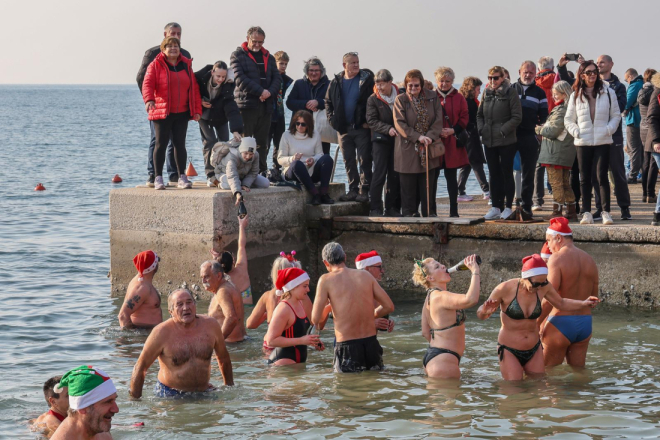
top-left (311, 242), bottom-right (395, 373)
top-left (355, 250), bottom-right (395, 333)
top-left (129, 289), bottom-right (234, 398)
top-left (50, 366), bottom-right (118, 440)
top-left (538, 217), bottom-right (599, 368)
top-left (32, 375), bottom-right (68, 437)
top-left (212, 215), bottom-right (253, 305)
top-left (118, 250), bottom-right (162, 329)
top-left (200, 260), bottom-right (246, 342)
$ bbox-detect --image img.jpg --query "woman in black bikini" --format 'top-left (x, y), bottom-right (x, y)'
top-left (413, 255), bottom-right (480, 379)
top-left (265, 268), bottom-right (325, 366)
top-left (477, 254), bottom-right (598, 380)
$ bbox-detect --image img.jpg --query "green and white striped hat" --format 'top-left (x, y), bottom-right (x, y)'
top-left (54, 365), bottom-right (117, 410)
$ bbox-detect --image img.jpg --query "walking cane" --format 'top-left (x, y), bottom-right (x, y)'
top-left (330, 144), bottom-right (340, 183)
top-left (425, 144), bottom-right (430, 217)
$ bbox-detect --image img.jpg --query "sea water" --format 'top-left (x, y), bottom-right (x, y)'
top-left (1, 85), bottom-right (658, 439)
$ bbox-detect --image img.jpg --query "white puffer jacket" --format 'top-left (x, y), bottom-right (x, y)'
top-left (564, 84), bottom-right (621, 146)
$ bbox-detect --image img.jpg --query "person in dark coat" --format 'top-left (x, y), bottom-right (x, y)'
top-left (639, 68), bottom-right (658, 203)
top-left (230, 26), bottom-right (282, 174)
top-left (136, 22), bottom-right (191, 186)
top-left (366, 69), bottom-right (401, 217)
top-left (644, 72), bottom-right (660, 225)
top-left (195, 61), bottom-right (244, 186)
top-left (268, 51), bottom-right (293, 171)
top-left (457, 77), bottom-right (490, 201)
top-left (286, 57), bottom-right (331, 154)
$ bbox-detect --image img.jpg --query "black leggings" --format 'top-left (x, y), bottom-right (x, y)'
top-left (443, 167), bottom-right (459, 216)
top-left (576, 145), bottom-right (610, 213)
top-left (285, 155), bottom-right (334, 194)
top-left (153, 112), bottom-right (189, 178)
top-left (642, 151), bottom-right (659, 198)
top-left (484, 144), bottom-right (517, 210)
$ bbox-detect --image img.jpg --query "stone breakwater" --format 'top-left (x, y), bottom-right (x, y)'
top-left (109, 183), bottom-right (660, 307)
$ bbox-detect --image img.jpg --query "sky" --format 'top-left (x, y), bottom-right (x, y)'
top-left (3, 0), bottom-right (657, 85)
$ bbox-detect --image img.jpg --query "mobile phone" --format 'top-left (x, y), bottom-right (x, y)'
top-left (566, 53), bottom-right (580, 62)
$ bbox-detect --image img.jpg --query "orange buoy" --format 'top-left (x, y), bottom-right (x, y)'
top-left (112, 174), bottom-right (122, 183)
top-left (186, 161), bottom-right (198, 177)
top-left (35, 183), bottom-right (46, 191)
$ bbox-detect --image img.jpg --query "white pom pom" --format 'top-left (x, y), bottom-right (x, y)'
top-left (53, 383), bottom-right (64, 393)
top-left (275, 289), bottom-right (283, 297)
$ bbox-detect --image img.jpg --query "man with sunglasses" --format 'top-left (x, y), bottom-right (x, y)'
top-left (537, 217), bottom-right (600, 368)
top-left (325, 52), bottom-right (375, 202)
top-left (118, 250), bottom-right (163, 329)
top-left (230, 26), bottom-right (282, 174)
top-left (355, 250), bottom-right (395, 332)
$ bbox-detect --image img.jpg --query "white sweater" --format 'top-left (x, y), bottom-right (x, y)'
top-left (564, 85), bottom-right (621, 146)
top-left (277, 131), bottom-right (323, 174)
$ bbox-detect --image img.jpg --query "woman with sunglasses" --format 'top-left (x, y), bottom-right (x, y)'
top-left (413, 255), bottom-right (480, 379)
top-left (564, 61), bottom-right (621, 225)
top-left (278, 110), bottom-right (335, 205)
top-left (477, 254), bottom-right (598, 380)
top-left (477, 66), bottom-right (523, 220)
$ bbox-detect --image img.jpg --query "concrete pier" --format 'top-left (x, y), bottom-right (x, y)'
top-left (109, 182), bottom-right (660, 307)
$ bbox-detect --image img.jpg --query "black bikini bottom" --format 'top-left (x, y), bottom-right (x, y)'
top-left (497, 340), bottom-right (541, 367)
top-left (423, 347), bottom-right (461, 368)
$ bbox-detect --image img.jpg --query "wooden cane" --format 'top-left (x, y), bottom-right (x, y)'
top-left (330, 144), bottom-right (340, 183)
top-left (425, 145), bottom-right (430, 216)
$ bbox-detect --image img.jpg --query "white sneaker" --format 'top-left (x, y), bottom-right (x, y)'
top-left (500, 207), bottom-right (513, 219)
top-left (532, 204), bottom-right (543, 212)
top-left (457, 194), bottom-right (474, 202)
top-left (178, 174), bottom-right (192, 189)
top-left (602, 211), bottom-right (613, 225)
top-left (207, 176), bottom-right (219, 187)
top-left (580, 212), bottom-right (593, 224)
top-left (484, 207), bottom-right (501, 220)
top-left (483, 192), bottom-right (490, 200)
top-left (154, 176), bottom-right (166, 190)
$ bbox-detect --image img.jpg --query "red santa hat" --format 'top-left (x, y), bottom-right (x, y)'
top-left (541, 242), bottom-right (552, 260)
top-left (275, 267), bottom-right (309, 296)
top-left (546, 217), bottom-right (572, 236)
top-left (133, 250), bottom-right (158, 281)
top-left (355, 250), bottom-right (382, 270)
top-left (521, 254), bottom-right (548, 279)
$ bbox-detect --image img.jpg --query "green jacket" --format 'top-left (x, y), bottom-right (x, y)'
top-left (535, 101), bottom-right (576, 168)
top-left (477, 80), bottom-right (522, 147)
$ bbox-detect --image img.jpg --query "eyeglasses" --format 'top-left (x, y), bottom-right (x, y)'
top-left (407, 84), bottom-right (421, 88)
top-left (488, 76), bottom-right (501, 81)
top-left (250, 38), bottom-right (264, 44)
top-left (528, 280), bottom-right (550, 288)
top-left (370, 265), bottom-right (385, 272)
top-left (308, 69), bottom-right (322, 73)
top-left (295, 122), bottom-right (307, 127)
top-left (583, 70), bottom-right (598, 77)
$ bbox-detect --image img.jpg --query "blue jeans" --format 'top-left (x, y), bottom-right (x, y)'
top-left (148, 120), bottom-right (178, 181)
top-left (654, 153), bottom-right (660, 213)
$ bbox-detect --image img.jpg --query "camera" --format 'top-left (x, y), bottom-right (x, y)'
top-left (566, 53), bottom-right (580, 62)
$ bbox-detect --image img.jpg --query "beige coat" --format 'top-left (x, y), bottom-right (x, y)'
top-left (393, 89), bottom-right (444, 174)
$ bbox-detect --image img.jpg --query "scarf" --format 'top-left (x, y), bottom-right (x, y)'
top-left (377, 85), bottom-right (397, 109)
top-left (436, 87), bottom-right (454, 99)
top-left (410, 93), bottom-right (430, 136)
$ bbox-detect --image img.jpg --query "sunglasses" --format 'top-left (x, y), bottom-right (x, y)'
top-left (528, 280), bottom-right (550, 288)
top-left (344, 51), bottom-right (359, 58)
top-left (583, 70), bottom-right (598, 77)
top-left (407, 84), bottom-right (421, 88)
top-left (488, 76), bottom-right (501, 81)
top-left (295, 122), bottom-right (307, 127)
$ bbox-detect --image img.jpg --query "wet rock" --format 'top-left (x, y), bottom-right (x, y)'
top-left (192, 284), bottom-right (200, 292)
top-left (167, 280), bottom-right (172, 284)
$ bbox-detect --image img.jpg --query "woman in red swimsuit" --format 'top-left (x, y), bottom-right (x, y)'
top-left (265, 268), bottom-right (325, 366)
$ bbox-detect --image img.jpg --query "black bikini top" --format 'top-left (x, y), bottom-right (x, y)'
top-left (503, 280), bottom-right (542, 320)
top-left (426, 288), bottom-right (466, 339)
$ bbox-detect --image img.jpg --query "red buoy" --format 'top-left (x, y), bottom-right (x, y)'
top-left (35, 183), bottom-right (46, 191)
top-left (112, 174), bottom-right (122, 183)
top-left (186, 161), bottom-right (198, 177)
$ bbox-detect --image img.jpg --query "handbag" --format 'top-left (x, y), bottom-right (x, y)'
top-left (313, 109), bottom-right (338, 144)
top-left (427, 138), bottom-right (445, 159)
top-left (371, 131), bottom-right (392, 143)
top-left (442, 98), bottom-right (469, 148)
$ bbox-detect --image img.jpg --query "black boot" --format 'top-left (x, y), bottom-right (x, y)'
top-left (310, 194), bottom-right (321, 206)
top-left (652, 212), bottom-right (660, 226)
top-left (449, 204), bottom-right (459, 218)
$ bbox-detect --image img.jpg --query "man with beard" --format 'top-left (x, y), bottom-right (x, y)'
top-left (511, 61), bottom-right (549, 218)
top-left (50, 366), bottom-right (119, 440)
top-left (355, 250), bottom-right (394, 332)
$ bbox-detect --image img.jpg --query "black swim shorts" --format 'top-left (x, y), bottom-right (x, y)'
top-left (333, 335), bottom-right (384, 373)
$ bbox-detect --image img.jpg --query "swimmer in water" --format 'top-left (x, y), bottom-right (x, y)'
top-left (129, 289), bottom-right (234, 398)
top-left (118, 250), bottom-right (163, 329)
top-left (200, 260), bottom-right (246, 342)
top-left (538, 217), bottom-right (600, 368)
top-left (413, 255), bottom-right (480, 379)
top-left (477, 254), bottom-right (599, 380)
top-left (355, 250), bottom-right (395, 332)
top-left (265, 268), bottom-right (325, 365)
top-left (211, 214), bottom-right (253, 305)
top-left (311, 242), bottom-right (394, 373)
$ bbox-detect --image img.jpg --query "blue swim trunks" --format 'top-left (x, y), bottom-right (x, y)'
top-left (154, 380), bottom-right (216, 398)
top-left (547, 315), bottom-right (592, 344)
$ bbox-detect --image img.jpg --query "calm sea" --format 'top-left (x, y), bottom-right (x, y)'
top-left (0, 85), bottom-right (657, 439)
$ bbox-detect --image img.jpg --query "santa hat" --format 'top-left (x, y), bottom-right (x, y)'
top-left (280, 250), bottom-right (297, 263)
top-left (133, 250), bottom-right (158, 281)
top-left (355, 250), bottom-right (382, 270)
top-left (54, 365), bottom-right (116, 410)
top-left (541, 242), bottom-right (552, 260)
top-left (275, 267), bottom-right (309, 296)
top-left (238, 137), bottom-right (257, 153)
top-left (521, 254), bottom-right (548, 279)
top-left (546, 217), bottom-right (572, 236)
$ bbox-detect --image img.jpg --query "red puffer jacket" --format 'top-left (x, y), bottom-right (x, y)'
top-left (437, 88), bottom-right (469, 169)
top-left (142, 52), bottom-right (202, 121)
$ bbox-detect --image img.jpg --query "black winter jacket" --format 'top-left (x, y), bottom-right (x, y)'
top-left (644, 82), bottom-right (660, 152)
top-left (511, 80), bottom-right (549, 134)
top-left (638, 81), bottom-right (655, 151)
top-left (607, 74), bottom-right (627, 145)
top-left (194, 65), bottom-right (243, 133)
top-left (230, 45), bottom-right (282, 111)
top-left (286, 75), bottom-right (330, 113)
top-left (325, 70), bottom-right (375, 134)
top-left (272, 73), bottom-right (293, 121)
top-left (136, 46), bottom-right (191, 91)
